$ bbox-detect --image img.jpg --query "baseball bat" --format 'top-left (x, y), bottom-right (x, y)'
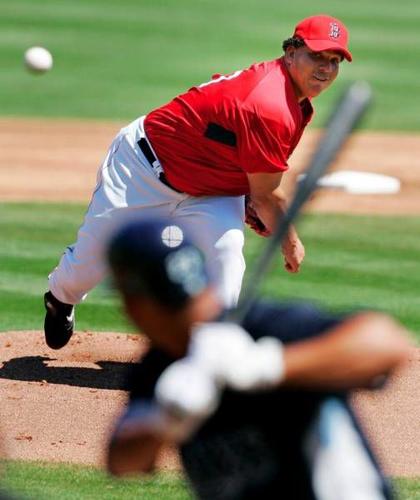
top-left (232, 81), bottom-right (373, 323)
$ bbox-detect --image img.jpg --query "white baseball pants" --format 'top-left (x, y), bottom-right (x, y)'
top-left (48, 117), bottom-right (246, 307)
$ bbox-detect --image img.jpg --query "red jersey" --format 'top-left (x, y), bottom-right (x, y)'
top-left (144, 57), bottom-right (313, 196)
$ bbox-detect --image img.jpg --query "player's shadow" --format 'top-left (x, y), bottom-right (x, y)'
top-left (0, 356), bottom-right (133, 390)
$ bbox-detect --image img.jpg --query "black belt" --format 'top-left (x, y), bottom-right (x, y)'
top-left (137, 137), bottom-right (182, 193)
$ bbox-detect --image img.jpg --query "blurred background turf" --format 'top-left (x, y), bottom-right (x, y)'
top-left (1, 202), bottom-right (420, 342)
top-left (0, 0), bottom-right (419, 129)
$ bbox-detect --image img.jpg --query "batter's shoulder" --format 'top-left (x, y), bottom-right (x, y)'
top-left (242, 299), bottom-right (344, 344)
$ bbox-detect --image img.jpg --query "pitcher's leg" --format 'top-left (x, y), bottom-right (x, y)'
top-left (44, 134), bottom-right (128, 349)
top-left (213, 226), bottom-right (246, 306)
top-left (48, 228), bottom-right (108, 305)
top-left (47, 133), bottom-right (126, 305)
top-left (177, 195), bottom-right (246, 307)
top-left (48, 123), bottom-right (187, 305)
top-left (45, 120), bottom-right (188, 348)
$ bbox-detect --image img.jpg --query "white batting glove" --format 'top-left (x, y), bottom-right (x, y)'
top-left (188, 322), bottom-right (285, 391)
top-left (154, 358), bottom-right (221, 442)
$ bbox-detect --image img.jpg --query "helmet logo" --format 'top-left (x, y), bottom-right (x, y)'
top-left (161, 225), bottom-right (183, 248)
top-left (329, 22), bottom-right (340, 39)
top-left (166, 247), bottom-right (207, 295)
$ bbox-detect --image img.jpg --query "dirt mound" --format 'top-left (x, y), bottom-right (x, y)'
top-left (0, 331), bottom-right (418, 477)
top-left (0, 331), bottom-right (179, 470)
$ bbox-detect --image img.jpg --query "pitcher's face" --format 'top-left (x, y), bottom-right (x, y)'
top-left (285, 46), bottom-right (342, 100)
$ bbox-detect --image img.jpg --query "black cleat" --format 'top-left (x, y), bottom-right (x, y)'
top-left (44, 291), bottom-right (75, 349)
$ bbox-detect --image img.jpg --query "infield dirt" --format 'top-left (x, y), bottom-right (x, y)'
top-left (0, 118), bottom-right (419, 477)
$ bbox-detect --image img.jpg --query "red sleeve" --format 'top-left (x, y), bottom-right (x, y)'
top-left (236, 108), bottom-right (291, 174)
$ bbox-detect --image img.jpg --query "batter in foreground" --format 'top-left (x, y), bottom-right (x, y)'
top-left (44, 14), bottom-right (352, 349)
top-left (106, 217), bottom-right (411, 500)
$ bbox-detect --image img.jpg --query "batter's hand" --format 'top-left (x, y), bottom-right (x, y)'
top-left (154, 359), bottom-right (221, 441)
top-left (188, 322), bottom-right (285, 391)
top-left (281, 235), bottom-right (305, 273)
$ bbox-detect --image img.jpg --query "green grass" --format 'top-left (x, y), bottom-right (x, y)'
top-left (0, 460), bottom-right (418, 499)
top-left (255, 213), bottom-right (420, 338)
top-left (0, 0), bottom-right (419, 129)
top-left (0, 202), bottom-right (131, 332)
top-left (394, 478), bottom-right (420, 500)
top-left (1, 202), bottom-right (420, 343)
top-left (1, 460), bottom-right (191, 499)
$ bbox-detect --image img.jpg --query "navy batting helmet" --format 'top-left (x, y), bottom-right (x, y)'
top-left (108, 218), bottom-right (209, 307)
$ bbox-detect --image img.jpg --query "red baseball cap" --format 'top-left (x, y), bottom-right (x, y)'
top-left (293, 15), bottom-right (352, 62)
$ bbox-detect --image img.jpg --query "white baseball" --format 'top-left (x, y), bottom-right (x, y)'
top-left (24, 46), bottom-right (53, 73)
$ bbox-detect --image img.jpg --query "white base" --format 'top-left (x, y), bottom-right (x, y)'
top-left (299, 170), bottom-right (401, 195)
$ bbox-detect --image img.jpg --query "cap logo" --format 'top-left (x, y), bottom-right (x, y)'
top-left (329, 22), bottom-right (340, 39)
top-left (161, 225), bottom-right (183, 248)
